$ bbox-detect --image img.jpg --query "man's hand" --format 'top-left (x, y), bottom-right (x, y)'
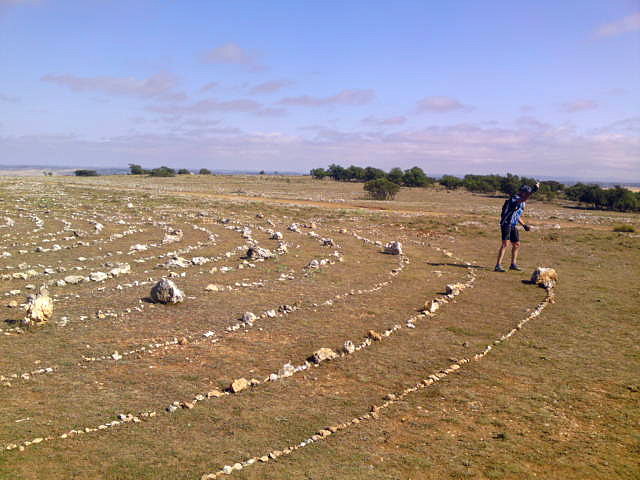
top-left (523, 224), bottom-right (531, 232)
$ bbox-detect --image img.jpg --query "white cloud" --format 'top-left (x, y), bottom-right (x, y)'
top-left (41, 72), bottom-right (185, 101)
top-left (146, 98), bottom-right (285, 117)
top-left (560, 99), bottom-right (598, 113)
top-left (202, 43), bottom-right (265, 71)
top-left (595, 12), bottom-right (640, 37)
top-left (278, 89), bottom-right (375, 107)
top-left (3, 119), bottom-right (638, 181)
top-left (416, 96), bottom-right (473, 113)
top-left (361, 116), bottom-right (406, 126)
top-left (249, 80), bottom-right (293, 95)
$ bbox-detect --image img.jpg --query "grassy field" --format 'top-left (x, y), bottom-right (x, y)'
top-left (0, 174), bottom-right (638, 480)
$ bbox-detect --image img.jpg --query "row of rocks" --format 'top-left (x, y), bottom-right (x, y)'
top-left (197, 277), bottom-right (556, 479)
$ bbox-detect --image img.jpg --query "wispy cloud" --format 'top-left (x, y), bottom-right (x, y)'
top-left (199, 82), bottom-right (219, 93)
top-left (202, 42), bottom-right (265, 71)
top-left (277, 89), bottom-right (375, 107)
top-left (361, 115), bottom-right (406, 126)
top-left (560, 99), bottom-right (598, 113)
top-left (41, 72), bottom-right (185, 101)
top-left (249, 80), bottom-right (293, 95)
top-left (416, 96), bottom-right (473, 113)
top-left (2, 119), bottom-right (638, 180)
top-left (146, 98), bottom-right (285, 117)
top-left (0, 93), bottom-right (19, 103)
top-left (595, 12), bottom-right (640, 37)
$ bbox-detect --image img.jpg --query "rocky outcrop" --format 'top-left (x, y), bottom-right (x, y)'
top-left (150, 278), bottom-right (185, 304)
top-left (23, 286), bottom-right (53, 327)
top-left (530, 267), bottom-right (558, 289)
top-left (384, 241), bottom-right (403, 255)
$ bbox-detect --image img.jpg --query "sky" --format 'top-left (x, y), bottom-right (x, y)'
top-left (1, 0), bottom-right (639, 181)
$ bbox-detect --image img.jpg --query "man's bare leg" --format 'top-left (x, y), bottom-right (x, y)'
top-left (510, 241), bottom-right (521, 267)
top-left (496, 240), bottom-right (509, 269)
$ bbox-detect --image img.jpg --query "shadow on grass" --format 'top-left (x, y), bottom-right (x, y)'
top-left (427, 262), bottom-right (486, 270)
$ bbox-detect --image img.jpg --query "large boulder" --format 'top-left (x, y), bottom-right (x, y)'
top-left (530, 267), bottom-right (558, 289)
top-left (246, 246), bottom-right (273, 260)
top-left (150, 278), bottom-right (185, 304)
top-left (384, 241), bottom-right (403, 255)
top-left (23, 286), bottom-right (53, 327)
top-left (309, 347), bottom-right (337, 364)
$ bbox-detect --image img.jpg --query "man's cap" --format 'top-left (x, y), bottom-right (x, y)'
top-left (519, 185), bottom-right (533, 194)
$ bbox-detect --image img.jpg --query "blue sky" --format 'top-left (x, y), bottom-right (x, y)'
top-left (1, 0), bottom-right (639, 181)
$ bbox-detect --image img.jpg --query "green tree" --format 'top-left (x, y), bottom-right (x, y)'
top-left (129, 164), bottom-right (146, 175)
top-left (439, 175), bottom-right (464, 189)
top-left (402, 166), bottom-right (433, 187)
top-left (149, 166), bottom-right (176, 177)
top-left (364, 178), bottom-right (400, 200)
top-left (199, 168), bottom-right (212, 175)
top-left (74, 169), bottom-right (98, 176)
top-left (310, 168), bottom-right (328, 179)
top-left (177, 168), bottom-right (191, 175)
top-left (387, 167), bottom-right (404, 185)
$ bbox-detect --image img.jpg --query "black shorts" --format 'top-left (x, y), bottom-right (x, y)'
top-left (501, 224), bottom-right (519, 243)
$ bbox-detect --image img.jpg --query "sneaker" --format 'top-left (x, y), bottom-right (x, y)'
top-left (494, 265), bottom-right (506, 272)
top-left (509, 264), bottom-right (522, 271)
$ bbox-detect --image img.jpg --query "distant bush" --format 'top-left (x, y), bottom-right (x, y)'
top-left (149, 166), bottom-right (176, 177)
top-left (177, 168), bottom-right (191, 175)
top-left (402, 166), bottom-right (434, 187)
top-left (128, 164), bottom-right (147, 175)
top-left (613, 224), bottom-right (636, 232)
top-left (565, 183), bottom-right (638, 212)
top-left (439, 175), bottom-right (464, 190)
top-left (74, 170), bottom-right (98, 177)
top-left (199, 168), bottom-right (212, 175)
top-left (364, 178), bottom-right (400, 200)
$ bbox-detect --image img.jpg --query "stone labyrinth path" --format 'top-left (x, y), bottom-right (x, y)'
top-left (0, 181), bottom-right (554, 479)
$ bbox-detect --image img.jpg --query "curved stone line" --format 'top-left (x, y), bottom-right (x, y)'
top-left (197, 286), bottom-right (555, 479)
top-left (0, 244), bottom-right (446, 452)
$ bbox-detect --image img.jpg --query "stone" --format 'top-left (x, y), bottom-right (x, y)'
top-left (230, 378), bottom-right (249, 393)
top-left (207, 389), bottom-right (224, 398)
top-left (343, 340), bottom-right (355, 354)
top-left (246, 246), bottom-right (273, 260)
top-left (279, 363), bottom-right (295, 377)
top-left (242, 312), bottom-right (257, 324)
top-left (109, 263), bottom-right (131, 277)
top-left (425, 300), bottom-right (439, 313)
top-left (89, 271), bottom-right (108, 282)
top-left (309, 347), bottom-right (337, 364)
top-left (367, 330), bottom-right (382, 341)
top-left (165, 256), bottom-right (190, 268)
top-left (205, 284), bottom-right (220, 292)
top-left (150, 278), bottom-right (185, 304)
top-left (22, 286), bottom-right (53, 326)
top-left (64, 275), bottom-right (85, 285)
top-left (271, 231), bottom-right (283, 240)
top-left (191, 256), bottom-right (208, 265)
top-left (445, 283), bottom-right (464, 295)
top-left (163, 228), bottom-right (183, 244)
top-left (530, 267), bottom-right (558, 289)
top-left (384, 241), bottom-right (403, 255)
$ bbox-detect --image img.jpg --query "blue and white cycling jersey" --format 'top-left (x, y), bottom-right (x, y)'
top-left (500, 194), bottom-right (525, 227)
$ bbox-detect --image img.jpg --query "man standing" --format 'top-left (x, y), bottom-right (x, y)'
top-left (495, 182), bottom-right (540, 272)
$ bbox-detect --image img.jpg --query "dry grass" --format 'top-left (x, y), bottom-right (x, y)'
top-left (0, 175), bottom-right (638, 480)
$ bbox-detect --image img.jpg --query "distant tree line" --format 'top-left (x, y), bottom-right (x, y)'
top-left (564, 183), bottom-right (639, 212)
top-left (74, 169), bottom-right (98, 177)
top-left (310, 165), bottom-right (639, 211)
top-left (311, 164), bottom-right (435, 187)
top-left (128, 164), bottom-right (213, 177)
